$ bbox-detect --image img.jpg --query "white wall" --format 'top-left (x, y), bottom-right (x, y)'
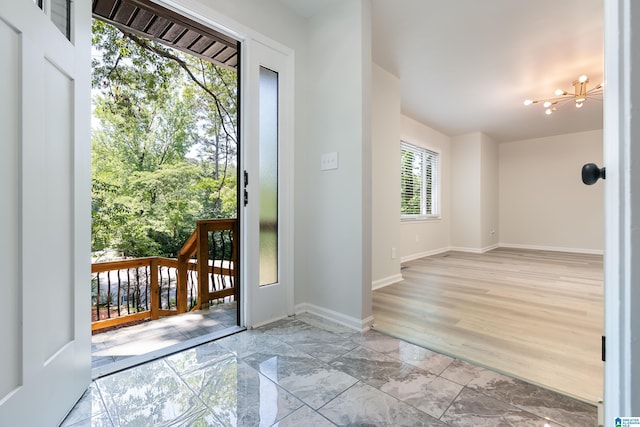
top-left (295, 0), bottom-right (373, 327)
top-left (499, 130), bottom-right (604, 253)
top-left (372, 65), bottom-right (401, 287)
top-left (481, 133), bottom-right (499, 249)
top-left (449, 132), bottom-right (499, 252)
top-left (450, 133), bottom-right (482, 250)
top-left (180, 0), bottom-right (374, 328)
top-left (191, 0), bottom-right (307, 47)
top-left (399, 116), bottom-right (451, 261)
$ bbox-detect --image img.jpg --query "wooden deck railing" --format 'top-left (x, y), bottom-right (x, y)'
top-left (91, 219), bottom-right (237, 332)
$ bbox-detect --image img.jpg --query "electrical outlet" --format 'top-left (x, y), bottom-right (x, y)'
top-left (320, 152), bottom-right (338, 171)
top-left (391, 247), bottom-right (397, 259)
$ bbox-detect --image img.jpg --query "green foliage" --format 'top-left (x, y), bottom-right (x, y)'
top-left (91, 19), bottom-right (238, 258)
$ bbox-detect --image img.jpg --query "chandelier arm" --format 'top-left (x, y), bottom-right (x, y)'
top-left (555, 97), bottom-right (576, 107)
top-left (530, 95), bottom-right (577, 104)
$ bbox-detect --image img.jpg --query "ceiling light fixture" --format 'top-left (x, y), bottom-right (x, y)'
top-left (524, 75), bottom-right (603, 115)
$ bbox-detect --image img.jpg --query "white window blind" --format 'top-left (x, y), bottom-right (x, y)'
top-left (401, 141), bottom-right (439, 218)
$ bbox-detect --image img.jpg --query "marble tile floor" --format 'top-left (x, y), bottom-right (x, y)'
top-left (67, 312), bottom-right (598, 426)
top-left (92, 301), bottom-right (238, 372)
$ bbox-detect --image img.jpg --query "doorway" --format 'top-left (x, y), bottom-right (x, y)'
top-left (90, 0), bottom-right (243, 373)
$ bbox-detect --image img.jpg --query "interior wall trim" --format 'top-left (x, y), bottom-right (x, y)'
top-left (372, 274), bottom-right (403, 291)
top-left (294, 303), bottom-right (374, 332)
top-left (499, 243), bottom-right (604, 255)
top-left (400, 247), bottom-right (450, 263)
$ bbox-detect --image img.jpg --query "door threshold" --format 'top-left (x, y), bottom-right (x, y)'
top-left (91, 325), bottom-right (246, 380)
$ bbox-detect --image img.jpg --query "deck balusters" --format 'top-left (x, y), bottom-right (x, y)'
top-left (144, 265), bottom-right (149, 311)
top-left (106, 270), bottom-right (112, 318)
top-left (126, 269), bottom-right (132, 314)
top-left (188, 269), bottom-right (196, 310)
top-left (95, 272), bottom-right (101, 321)
top-left (164, 266), bottom-right (170, 308)
top-left (91, 219), bottom-right (237, 332)
top-left (214, 231), bottom-right (217, 291)
top-left (117, 269), bottom-right (122, 315)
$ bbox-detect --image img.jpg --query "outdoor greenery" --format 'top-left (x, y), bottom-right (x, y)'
top-left (91, 20), bottom-right (238, 258)
top-left (400, 150), bottom-right (421, 215)
top-left (400, 145), bottom-right (435, 216)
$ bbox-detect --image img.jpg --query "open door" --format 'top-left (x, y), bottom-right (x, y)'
top-left (0, 1), bottom-right (91, 425)
top-left (603, 0), bottom-right (640, 419)
top-left (244, 39), bottom-right (294, 327)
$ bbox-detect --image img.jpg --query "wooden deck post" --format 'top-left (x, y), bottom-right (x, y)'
top-left (176, 258), bottom-right (188, 314)
top-left (149, 258), bottom-right (159, 320)
top-left (197, 222), bottom-right (210, 310)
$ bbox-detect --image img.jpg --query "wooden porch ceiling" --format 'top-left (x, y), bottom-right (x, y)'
top-left (92, 0), bottom-right (238, 70)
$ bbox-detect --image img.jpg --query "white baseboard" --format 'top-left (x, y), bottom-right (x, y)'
top-left (400, 247), bottom-right (450, 263)
top-left (397, 243), bottom-right (602, 265)
top-left (449, 244), bottom-right (499, 254)
top-left (294, 303), bottom-right (374, 332)
top-left (249, 315), bottom-right (290, 330)
top-left (372, 274), bottom-right (403, 290)
top-left (401, 245), bottom-right (499, 263)
top-left (498, 243), bottom-right (604, 255)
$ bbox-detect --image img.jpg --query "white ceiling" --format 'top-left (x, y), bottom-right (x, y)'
top-left (279, 0), bottom-right (604, 142)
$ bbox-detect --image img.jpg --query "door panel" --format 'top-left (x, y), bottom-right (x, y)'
top-left (0, 1), bottom-right (91, 425)
top-left (41, 58), bottom-right (75, 360)
top-left (0, 16), bottom-right (21, 402)
top-left (245, 40), bottom-right (294, 327)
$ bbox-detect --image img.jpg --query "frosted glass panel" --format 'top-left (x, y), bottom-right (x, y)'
top-left (259, 67), bottom-right (278, 286)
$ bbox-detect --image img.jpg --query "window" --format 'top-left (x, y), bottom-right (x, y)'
top-left (33, 0), bottom-right (70, 40)
top-left (401, 141), bottom-right (440, 219)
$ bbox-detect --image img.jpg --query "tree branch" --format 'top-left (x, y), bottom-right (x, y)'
top-left (123, 31), bottom-right (237, 145)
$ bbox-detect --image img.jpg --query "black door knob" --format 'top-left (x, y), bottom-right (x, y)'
top-left (582, 163), bottom-right (606, 185)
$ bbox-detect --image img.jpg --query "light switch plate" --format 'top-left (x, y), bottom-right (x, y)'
top-left (320, 152), bottom-right (338, 170)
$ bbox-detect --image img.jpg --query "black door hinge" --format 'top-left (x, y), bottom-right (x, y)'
top-left (602, 336), bottom-right (606, 362)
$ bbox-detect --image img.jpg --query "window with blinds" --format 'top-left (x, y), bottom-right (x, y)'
top-left (400, 141), bottom-right (440, 219)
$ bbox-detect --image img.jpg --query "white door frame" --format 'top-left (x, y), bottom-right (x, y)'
top-left (603, 0), bottom-right (640, 419)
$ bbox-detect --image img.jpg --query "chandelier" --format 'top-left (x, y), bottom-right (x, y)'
top-left (524, 75), bottom-right (603, 115)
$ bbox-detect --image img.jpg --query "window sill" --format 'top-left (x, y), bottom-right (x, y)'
top-left (401, 216), bottom-right (441, 223)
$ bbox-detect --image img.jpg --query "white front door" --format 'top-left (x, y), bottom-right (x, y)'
top-left (0, 1), bottom-right (91, 426)
top-left (243, 39), bottom-right (294, 327)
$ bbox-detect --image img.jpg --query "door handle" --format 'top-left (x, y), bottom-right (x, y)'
top-left (582, 163), bottom-right (606, 185)
top-left (243, 171), bottom-right (249, 206)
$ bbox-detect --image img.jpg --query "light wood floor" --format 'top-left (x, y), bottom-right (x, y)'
top-left (372, 248), bottom-right (603, 404)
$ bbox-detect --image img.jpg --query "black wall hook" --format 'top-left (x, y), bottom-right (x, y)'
top-left (582, 163), bottom-right (606, 185)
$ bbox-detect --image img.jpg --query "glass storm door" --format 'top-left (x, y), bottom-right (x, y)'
top-left (244, 39), bottom-right (293, 327)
